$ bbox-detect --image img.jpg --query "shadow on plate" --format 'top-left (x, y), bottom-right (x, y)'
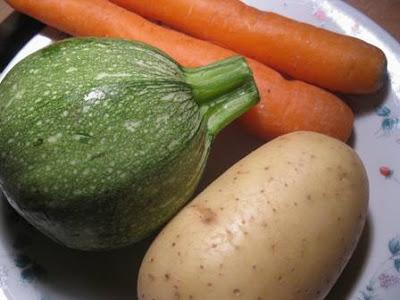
top-left (344, 77), bottom-right (390, 116)
top-left (196, 121), bottom-right (265, 193)
top-left (326, 215), bottom-right (373, 300)
top-left (0, 196), bottom-right (153, 300)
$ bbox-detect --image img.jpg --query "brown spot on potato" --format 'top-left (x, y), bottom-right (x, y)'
top-left (171, 242), bottom-right (176, 247)
top-left (148, 273), bottom-right (155, 281)
top-left (164, 273), bottom-right (170, 280)
top-left (207, 283), bottom-right (213, 287)
top-left (211, 243), bottom-right (218, 248)
top-left (294, 202), bottom-right (298, 206)
top-left (194, 206), bottom-right (217, 225)
top-left (233, 289), bottom-right (241, 296)
top-left (260, 189), bottom-right (265, 193)
top-left (284, 182), bottom-right (288, 188)
top-left (307, 194), bottom-right (312, 201)
top-left (338, 172), bottom-right (348, 181)
top-left (189, 295), bottom-right (193, 300)
top-left (264, 166), bottom-right (270, 170)
top-left (200, 265), bottom-right (204, 269)
top-left (149, 257), bottom-right (154, 263)
top-left (268, 177), bottom-right (274, 182)
top-left (277, 275), bottom-right (283, 281)
top-left (235, 197), bottom-right (240, 201)
top-left (252, 265), bottom-right (257, 270)
top-left (173, 291), bottom-right (181, 300)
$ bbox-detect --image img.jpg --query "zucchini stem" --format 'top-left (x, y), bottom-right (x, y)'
top-left (184, 56), bottom-right (259, 136)
top-left (203, 82), bottom-right (259, 136)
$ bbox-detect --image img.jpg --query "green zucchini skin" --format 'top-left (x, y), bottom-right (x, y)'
top-left (0, 38), bottom-right (258, 250)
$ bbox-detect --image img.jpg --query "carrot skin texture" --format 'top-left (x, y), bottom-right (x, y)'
top-left (111, 0), bottom-right (387, 94)
top-left (245, 61), bottom-right (353, 141)
top-left (6, 0), bottom-right (353, 141)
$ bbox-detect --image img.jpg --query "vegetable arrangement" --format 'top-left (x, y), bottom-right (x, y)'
top-left (112, 0), bottom-right (387, 94)
top-left (0, 38), bottom-right (258, 250)
top-left (6, 0), bottom-right (355, 141)
top-left (0, 0), bottom-right (378, 298)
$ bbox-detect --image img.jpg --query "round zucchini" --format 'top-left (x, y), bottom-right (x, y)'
top-left (0, 38), bottom-right (258, 250)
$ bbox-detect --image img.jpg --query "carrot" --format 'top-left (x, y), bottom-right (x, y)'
top-left (111, 0), bottom-right (387, 94)
top-left (6, 0), bottom-right (354, 141)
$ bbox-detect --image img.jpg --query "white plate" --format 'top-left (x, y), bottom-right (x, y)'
top-left (1, 0), bottom-right (400, 299)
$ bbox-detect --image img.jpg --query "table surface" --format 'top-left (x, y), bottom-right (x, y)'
top-left (346, 0), bottom-right (400, 41)
top-left (1, 0), bottom-right (399, 40)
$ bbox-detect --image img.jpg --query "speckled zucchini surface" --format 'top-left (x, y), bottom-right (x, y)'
top-left (0, 38), bottom-right (258, 250)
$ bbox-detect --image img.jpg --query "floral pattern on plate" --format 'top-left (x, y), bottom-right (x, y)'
top-left (358, 236), bottom-right (400, 300)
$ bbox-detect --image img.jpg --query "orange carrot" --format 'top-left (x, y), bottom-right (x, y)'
top-left (111, 0), bottom-right (387, 94)
top-left (6, 0), bottom-right (353, 141)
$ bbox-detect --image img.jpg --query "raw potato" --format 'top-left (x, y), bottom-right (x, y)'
top-left (137, 131), bottom-right (369, 300)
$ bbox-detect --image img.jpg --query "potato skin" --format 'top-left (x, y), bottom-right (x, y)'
top-left (137, 131), bottom-right (369, 300)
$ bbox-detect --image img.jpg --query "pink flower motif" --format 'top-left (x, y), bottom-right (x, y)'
top-left (378, 273), bottom-right (400, 289)
top-left (380, 166), bottom-right (393, 178)
top-left (313, 9), bottom-right (327, 21)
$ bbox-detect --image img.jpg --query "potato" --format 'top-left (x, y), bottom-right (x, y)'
top-left (137, 131), bottom-right (369, 300)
